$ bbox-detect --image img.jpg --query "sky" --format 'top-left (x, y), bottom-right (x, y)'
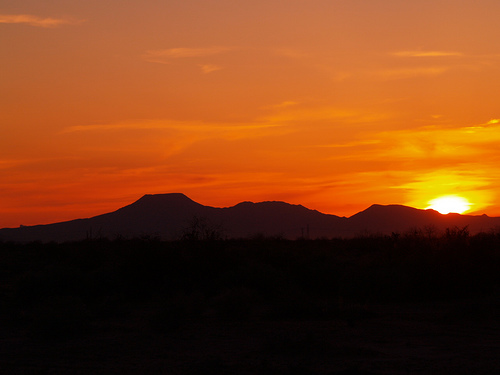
top-left (2, 0), bottom-right (500, 228)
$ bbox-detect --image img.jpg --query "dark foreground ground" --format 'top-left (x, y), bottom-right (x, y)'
top-left (0, 233), bottom-right (499, 374)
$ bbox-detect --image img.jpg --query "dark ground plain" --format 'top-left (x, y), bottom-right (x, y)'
top-left (0, 233), bottom-right (499, 374)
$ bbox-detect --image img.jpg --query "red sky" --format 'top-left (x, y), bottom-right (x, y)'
top-left (2, 0), bottom-right (500, 228)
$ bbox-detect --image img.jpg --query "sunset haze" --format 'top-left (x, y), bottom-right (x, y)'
top-left (2, 0), bottom-right (500, 228)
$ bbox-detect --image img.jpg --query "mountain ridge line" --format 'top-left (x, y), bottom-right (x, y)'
top-left (1, 193), bottom-right (499, 242)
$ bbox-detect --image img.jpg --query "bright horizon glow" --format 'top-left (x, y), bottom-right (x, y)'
top-left (1, 1), bottom-right (500, 228)
top-left (426, 195), bottom-right (472, 215)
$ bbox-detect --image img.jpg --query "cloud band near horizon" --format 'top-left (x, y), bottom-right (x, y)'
top-left (0, 14), bottom-right (83, 28)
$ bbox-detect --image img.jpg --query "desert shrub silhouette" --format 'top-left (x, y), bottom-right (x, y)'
top-left (1, 228), bottom-right (499, 342)
top-left (181, 215), bottom-right (225, 241)
top-left (27, 295), bottom-right (90, 339)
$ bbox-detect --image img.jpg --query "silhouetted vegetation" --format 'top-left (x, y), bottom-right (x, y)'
top-left (1, 229), bottom-right (499, 333)
top-left (0, 230), bottom-right (499, 373)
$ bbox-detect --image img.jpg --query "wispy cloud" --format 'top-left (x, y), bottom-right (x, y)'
top-left (263, 106), bottom-right (389, 125)
top-left (0, 14), bottom-right (83, 28)
top-left (377, 121), bottom-right (500, 159)
top-left (315, 140), bottom-right (381, 148)
top-left (59, 119), bottom-right (290, 161)
top-left (328, 120), bottom-right (500, 212)
top-left (62, 119), bottom-right (282, 134)
top-left (143, 47), bottom-right (232, 73)
top-left (263, 101), bottom-right (299, 110)
top-left (143, 47), bottom-right (231, 64)
top-left (0, 159), bottom-right (29, 169)
top-left (392, 50), bottom-right (463, 58)
top-left (199, 64), bottom-right (222, 74)
top-left (378, 66), bottom-right (449, 79)
top-left (274, 48), bottom-right (309, 59)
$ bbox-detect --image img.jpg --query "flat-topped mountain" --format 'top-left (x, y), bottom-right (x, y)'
top-left (1, 193), bottom-right (499, 242)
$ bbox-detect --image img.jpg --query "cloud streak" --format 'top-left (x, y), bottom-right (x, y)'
top-left (377, 66), bottom-right (449, 79)
top-left (315, 140), bottom-right (381, 148)
top-left (263, 106), bottom-right (390, 125)
top-left (0, 14), bottom-right (83, 28)
top-left (143, 47), bottom-right (232, 64)
top-left (392, 51), bottom-right (464, 58)
top-left (0, 159), bottom-right (29, 169)
top-left (367, 121), bottom-right (500, 166)
top-left (330, 120), bottom-right (500, 213)
top-left (199, 64), bottom-right (223, 74)
top-left (62, 119), bottom-right (282, 134)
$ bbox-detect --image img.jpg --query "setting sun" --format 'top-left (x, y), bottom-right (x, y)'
top-left (1, 1), bottom-right (500, 228)
top-left (426, 195), bottom-right (471, 215)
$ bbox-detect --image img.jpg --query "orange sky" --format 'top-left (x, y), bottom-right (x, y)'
top-left (2, 0), bottom-right (500, 228)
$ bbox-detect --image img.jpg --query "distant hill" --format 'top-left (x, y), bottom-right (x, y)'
top-left (1, 193), bottom-right (500, 242)
top-left (348, 204), bottom-right (500, 235)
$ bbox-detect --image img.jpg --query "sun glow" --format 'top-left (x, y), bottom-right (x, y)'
top-left (426, 195), bottom-right (471, 214)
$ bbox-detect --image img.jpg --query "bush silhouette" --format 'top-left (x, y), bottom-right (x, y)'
top-left (1, 229), bottom-right (499, 340)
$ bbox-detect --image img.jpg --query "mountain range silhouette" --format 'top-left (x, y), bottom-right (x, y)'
top-left (1, 193), bottom-right (499, 242)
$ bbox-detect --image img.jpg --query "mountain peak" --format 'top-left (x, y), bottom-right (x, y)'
top-left (2, 194), bottom-right (500, 242)
top-left (111, 193), bottom-right (206, 219)
top-left (129, 193), bottom-right (202, 208)
top-left (137, 192), bottom-right (194, 202)
top-left (350, 204), bottom-right (422, 219)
